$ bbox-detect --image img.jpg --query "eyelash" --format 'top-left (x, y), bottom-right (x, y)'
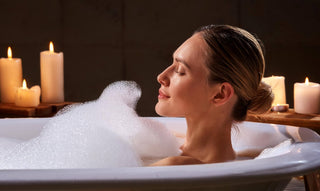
top-left (172, 63), bottom-right (185, 76)
top-left (174, 69), bottom-right (185, 76)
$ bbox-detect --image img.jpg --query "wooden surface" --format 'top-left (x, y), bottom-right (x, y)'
top-left (246, 109), bottom-right (320, 132)
top-left (0, 102), bottom-right (76, 118)
top-left (304, 169), bottom-right (320, 191)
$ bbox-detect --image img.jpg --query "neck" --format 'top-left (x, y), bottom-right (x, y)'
top-left (181, 111), bottom-right (236, 163)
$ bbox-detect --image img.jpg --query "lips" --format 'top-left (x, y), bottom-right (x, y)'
top-left (158, 89), bottom-right (170, 99)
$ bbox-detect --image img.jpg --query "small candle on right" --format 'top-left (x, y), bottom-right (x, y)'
top-left (15, 79), bottom-right (41, 107)
top-left (294, 77), bottom-right (320, 114)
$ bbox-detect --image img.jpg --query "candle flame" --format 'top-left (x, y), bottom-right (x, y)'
top-left (22, 79), bottom-right (27, 89)
top-left (305, 77), bottom-right (309, 85)
top-left (7, 47), bottom-right (12, 59)
top-left (49, 41), bottom-right (54, 53)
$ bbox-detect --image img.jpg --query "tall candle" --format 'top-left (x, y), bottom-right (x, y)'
top-left (262, 76), bottom-right (286, 105)
top-left (40, 41), bottom-right (64, 103)
top-left (15, 79), bottom-right (41, 107)
top-left (0, 47), bottom-right (22, 103)
top-left (294, 77), bottom-right (320, 114)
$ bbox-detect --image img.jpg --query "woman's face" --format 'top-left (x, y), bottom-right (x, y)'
top-left (155, 33), bottom-right (216, 117)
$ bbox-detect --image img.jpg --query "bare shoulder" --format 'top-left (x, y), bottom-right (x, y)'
top-left (150, 156), bottom-right (203, 166)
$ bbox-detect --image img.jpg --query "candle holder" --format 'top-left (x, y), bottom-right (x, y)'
top-left (271, 104), bottom-right (289, 112)
top-left (0, 102), bottom-right (75, 117)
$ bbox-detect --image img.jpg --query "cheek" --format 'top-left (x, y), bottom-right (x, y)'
top-left (171, 78), bottom-right (193, 102)
top-left (170, 79), bottom-right (207, 112)
top-left (175, 79), bottom-right (212, 111)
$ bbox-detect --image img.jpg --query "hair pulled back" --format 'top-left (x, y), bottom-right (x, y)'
top-left (195, 25), bottom-right (274, 121)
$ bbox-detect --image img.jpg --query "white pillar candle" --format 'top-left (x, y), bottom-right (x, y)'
top-left (294, 77), bottom-right (320, 114)
top-left (262, 76), bottom-right (287, 105)
top-left (15, 79), bottom-right (41, 107)
top-left (40, 41), bottom-right (64, 103)
top-left (0, 47), bottom-right (22, 103)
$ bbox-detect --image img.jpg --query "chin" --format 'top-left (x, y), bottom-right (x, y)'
top-left (155, 103), bottom-right (166, 116)
top-left (155, 103), bottom-right (184, 117)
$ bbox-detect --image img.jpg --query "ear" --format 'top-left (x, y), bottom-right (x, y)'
top-left (211, 82), bottom-right (235, 106)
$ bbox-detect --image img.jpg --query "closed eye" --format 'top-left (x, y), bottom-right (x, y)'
top-left (175, 70), bottom-right (185, 76)
top-left (174, 65), bottom-right (186, 76)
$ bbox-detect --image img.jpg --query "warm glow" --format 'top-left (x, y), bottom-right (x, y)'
top-left (7, 47), bottom-right (12, 59)
top-left (22, 79), bottom-right (27, 89)
top-left (49, 41), bottom-right (54, 53)
top-left (305, 77), bottom-right (309, 85)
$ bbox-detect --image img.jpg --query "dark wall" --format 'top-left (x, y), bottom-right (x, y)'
top-left (0, 0), bottom-right (319, 116)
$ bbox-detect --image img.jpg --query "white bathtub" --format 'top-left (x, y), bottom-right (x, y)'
top-left (0, 117), bottom-right (319, 191)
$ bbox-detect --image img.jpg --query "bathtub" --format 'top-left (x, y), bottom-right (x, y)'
top-left (0, 117), bottom-right (319, 191)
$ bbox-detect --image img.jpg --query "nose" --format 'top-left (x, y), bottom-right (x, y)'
top-left (157, 67), bottom-right (170, 86)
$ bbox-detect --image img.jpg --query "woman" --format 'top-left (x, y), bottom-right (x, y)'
top-left (152, 25), bottom-right (273, 166)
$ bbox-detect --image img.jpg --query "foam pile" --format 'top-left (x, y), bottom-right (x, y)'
top-left (0, 81), bottom-right (180, 169)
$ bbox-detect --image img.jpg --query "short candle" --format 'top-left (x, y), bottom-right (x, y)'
top-left (15, 79), bottom-right (41, 107)
top-left (262, 76), bottom-right (287, 106)
top-left (40, 41), bottom-right (64, 103)
top-left (0, 47), bottom-right (22, 103)
top-left (262, 76), bottom-right (288, 112)
top-left (294, 77), bottom-right (320, 114)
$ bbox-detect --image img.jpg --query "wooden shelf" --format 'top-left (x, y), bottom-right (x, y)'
top-left (246, 109), bottom-right (320, 133)
top-left (0, 102), bottom-right (76, 118)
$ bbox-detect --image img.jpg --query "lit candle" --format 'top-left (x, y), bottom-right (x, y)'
top-left (15, 79), bottom-right (41, 107)
top-left (40, 41), bottom-right (64, 103)
top-left (294, 77), bottom-right (320, 114)
top-left (262, 76), bottom-right (289, 112)
top-left (262, 76), bottom-right (287, 106)
top-left (0, 47), bottom-right (23, 103)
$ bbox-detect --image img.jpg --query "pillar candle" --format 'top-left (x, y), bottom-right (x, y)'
top-left (0, 47), bottom-right (22, 103)
top-left (262, 76), bottom-right (287, 105)
top-left (40, 41), bottom-right (64, 103)
top-left (15, 79), bottom-right (41, 107)
top-left (294, 77), bottom-right (320, 114)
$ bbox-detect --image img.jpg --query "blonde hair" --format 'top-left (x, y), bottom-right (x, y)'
top-left (195, 25), bottom-right (274, 121)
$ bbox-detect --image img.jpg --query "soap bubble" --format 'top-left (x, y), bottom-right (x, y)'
top-left (0, 81), bottom-right (180, 169)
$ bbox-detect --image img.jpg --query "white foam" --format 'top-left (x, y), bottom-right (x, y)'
top-left (254, 139), bottom-right (293, 159)
top-left (0, 137), bottom-right (22, 153)
top-left (0, 81), bottom-right (180, 169)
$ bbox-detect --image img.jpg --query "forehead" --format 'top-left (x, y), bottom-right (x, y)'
top-left (173, 33), bottom-right (208, 67)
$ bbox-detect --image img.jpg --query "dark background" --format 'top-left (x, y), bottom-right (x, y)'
top-left (0, 0), bottom-right (319, 116)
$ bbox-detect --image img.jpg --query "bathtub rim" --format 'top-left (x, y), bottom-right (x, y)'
top-left (0, 146), bottom-right (318, 189)
top-left (0, 117), bottom-right (319, 188)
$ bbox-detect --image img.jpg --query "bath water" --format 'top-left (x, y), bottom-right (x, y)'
top-left (0, 81), bottom-right (180, 169)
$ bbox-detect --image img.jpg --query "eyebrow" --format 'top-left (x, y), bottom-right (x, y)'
top-left (173, 53), bottom-right (191, 69)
